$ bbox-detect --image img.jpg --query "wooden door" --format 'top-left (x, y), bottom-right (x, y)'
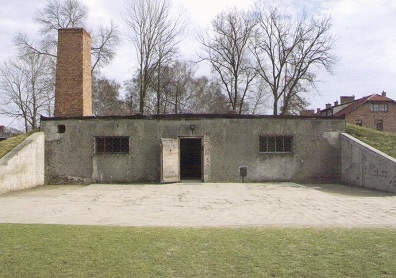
top-left (160, 138), bottom-right (180, 183)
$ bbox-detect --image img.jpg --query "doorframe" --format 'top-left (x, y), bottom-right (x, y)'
top-left (178, 136), bottom-right (204, 181)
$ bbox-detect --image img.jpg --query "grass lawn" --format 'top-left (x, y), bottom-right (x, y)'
top-left (345, 123), bottom-right (396, 159)
top-left (1, 224), bottom-right (395, 277)
top-left (0, 131), bottom-right (36, 159)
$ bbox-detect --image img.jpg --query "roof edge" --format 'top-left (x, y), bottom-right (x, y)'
top-left (41, 114), bottom-right (345, 121)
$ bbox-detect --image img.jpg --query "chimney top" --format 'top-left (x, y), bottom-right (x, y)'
top-left (325, 103), bottom-right (332, 109)
top-left (340, 96), bottom-right (355, 104)
top-left (382, 91), bottom-right (387, 97)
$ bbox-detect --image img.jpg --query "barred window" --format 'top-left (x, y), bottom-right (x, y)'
top-left (371, 103), bottom-right (388, 112)
top-left (259, 136), bottom-right (293, 153)
top-left (95, 137), bottom-right (129, 154)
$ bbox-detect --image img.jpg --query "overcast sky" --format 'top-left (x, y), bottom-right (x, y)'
top-left (1, 0), bottom-right (396, 129)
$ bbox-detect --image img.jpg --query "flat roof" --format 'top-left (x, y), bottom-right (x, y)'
top-left (41, 114), bottom-right (344, 121)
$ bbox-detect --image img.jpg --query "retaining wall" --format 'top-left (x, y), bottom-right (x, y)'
top-left (0, 132), bottom-right (45, 194)
top-left (341, 133), bottom-right (396, 192)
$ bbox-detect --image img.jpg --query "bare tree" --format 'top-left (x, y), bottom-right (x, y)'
top-left (34, 0), bottom-right (88, 33)
top-left (159, 61), bottom-right (194, 114)
top-left (123, 75), bottom-right (140, 115)
top-left (251, 6), bottom-right (336, 115)
top-left (198, 8), bottom-right (257, 114)
top-left (92, 76), bottom-right (123, 116)
top-left (91, 22), bottom-right (120, 74)
top-left (187, 76), bottom-right (229, 114)
top-left (124, 0), bottom-right (186, 114)
top-left (0, 54), bottom-right (54, 132)
top-left (14, 0), bottom-right (119, 74)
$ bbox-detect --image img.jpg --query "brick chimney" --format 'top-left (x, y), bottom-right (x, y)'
top-left (382, 91), bottom-right (387, 97)
top-left (55, 28), bottom-right (92, 117)
top-left (325, 103), bottom-right (332, 109)
top-left (340, 96), bottom-right (355, 104)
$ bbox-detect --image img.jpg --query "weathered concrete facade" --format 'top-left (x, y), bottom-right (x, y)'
top-left (341, 133), bottom-right (396, 192)
top-left (41, 115), bottom-right (344, 184)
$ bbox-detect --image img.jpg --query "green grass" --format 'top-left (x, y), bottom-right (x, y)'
top-left (345, 123), bottom-right (396, 159)
top-left (1, 224), bottom-right (396, 277)
top-left (0, 131), bottom-right (36, 159)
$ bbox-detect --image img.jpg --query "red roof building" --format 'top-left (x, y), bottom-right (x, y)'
top-left (318, 92), bottom-right (396, 132)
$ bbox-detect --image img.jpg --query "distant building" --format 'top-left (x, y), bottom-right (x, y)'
top-left (317, 92), bottom-right (396, 132)
top-left (0, 125), bottom-right (7, 141)
top-left (0, 125), bottom-right (22, 141)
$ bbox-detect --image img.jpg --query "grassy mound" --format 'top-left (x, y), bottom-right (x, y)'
top-left (0, 131), bottom-right (36, 159)
top-left (345, 124), bottom-right (396, 159)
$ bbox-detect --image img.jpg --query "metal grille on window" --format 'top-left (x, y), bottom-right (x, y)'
top-left (259, 136), bottom-right (293, 153)
top-left (95, 137), bottom-right (129, 154)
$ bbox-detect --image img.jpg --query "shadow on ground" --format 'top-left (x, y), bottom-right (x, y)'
top-left (303, 183), bottom-right (396, 197)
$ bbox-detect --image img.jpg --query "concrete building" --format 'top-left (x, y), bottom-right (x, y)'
top-left (318, 93), bottom-right (396, 132)
top-left (41, 115), bottom-right (344, 184)
top-left (40, 28), bottom-right (345, 184)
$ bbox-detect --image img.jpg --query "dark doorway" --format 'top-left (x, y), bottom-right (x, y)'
top-left (180, 138), bottom-right (202, 179)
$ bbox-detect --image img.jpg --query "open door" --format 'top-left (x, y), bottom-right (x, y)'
top-left (160, 138), bottom-right (180, 183)
top-left (180, 138), bottom-right (202, 180)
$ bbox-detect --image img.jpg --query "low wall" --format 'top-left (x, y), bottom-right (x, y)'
top-left (341, 133), bottom-right (396, 193)
top-left (0, 132), bottom-right (45, 194)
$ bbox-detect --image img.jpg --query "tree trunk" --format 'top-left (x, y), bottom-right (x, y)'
top-left (273, 100), bottom-right (278, 116)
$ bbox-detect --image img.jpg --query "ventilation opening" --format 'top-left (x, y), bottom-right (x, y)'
top-left (57, 124), bottom-right (66, 133)
top-left (180, 138), bottom-right (202, 179)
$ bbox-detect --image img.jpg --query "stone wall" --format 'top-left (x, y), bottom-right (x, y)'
top-left (55, 28), bottom-right (92, 117)
top-left (341, 133), bottom-right (396, 192)
top-left (0, 133), bottom-right (45, 194)
top-left (41, 116), bottom-right (344, 184)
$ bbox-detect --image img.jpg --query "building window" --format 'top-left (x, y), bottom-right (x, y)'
top-left (355, 120), bottom-right (362, 126)
top-left (95, 137), bottom-right (129, 154)
top-left (375, 120), bottom-right (384, 131)
top-left (371, 103), bottom-right (388, 112)
top-left (259, 136), bottom-right (293, 153)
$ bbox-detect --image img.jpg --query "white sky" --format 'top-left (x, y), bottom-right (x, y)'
top-left (1, 0), bottom-right (396, 128)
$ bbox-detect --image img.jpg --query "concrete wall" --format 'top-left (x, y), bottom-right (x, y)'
top-left (341, 133), bottom-right (396, 192)
top-left (41, 116), bottom-right (344, 184)
top-left (0, 132), bottom-right (45, 194)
